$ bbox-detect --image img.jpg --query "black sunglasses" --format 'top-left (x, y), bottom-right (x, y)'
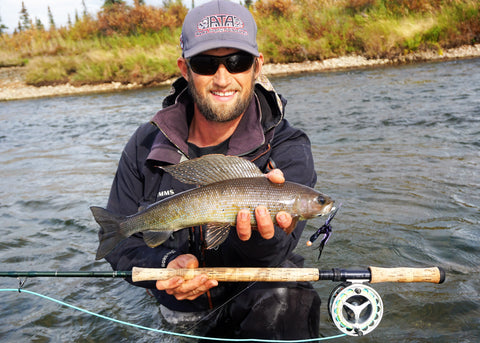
top-left (187, 52), bottom-right (256, 75)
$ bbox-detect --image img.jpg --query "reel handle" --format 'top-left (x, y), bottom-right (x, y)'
top-left (369, 266), bottom-right (445, 284)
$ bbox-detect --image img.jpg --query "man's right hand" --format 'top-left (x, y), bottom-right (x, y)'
top-left (156, 254), bottom-right (218, 301)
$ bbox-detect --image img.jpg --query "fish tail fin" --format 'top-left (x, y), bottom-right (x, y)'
top-left (91, 206), bottom-right (127, 260)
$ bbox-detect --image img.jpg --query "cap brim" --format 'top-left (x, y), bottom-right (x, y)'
top-left (184, 40), bottom-right (259, 58)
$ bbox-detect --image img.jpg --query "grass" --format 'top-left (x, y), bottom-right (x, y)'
top-left (0, 0), bottom-right (479, 86)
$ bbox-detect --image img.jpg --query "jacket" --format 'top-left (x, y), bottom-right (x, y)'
top-left (103, 75), bottom-right (317, 312)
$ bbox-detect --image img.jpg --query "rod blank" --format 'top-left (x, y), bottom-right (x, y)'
top-left (0, 271), bottom-right (131, 278)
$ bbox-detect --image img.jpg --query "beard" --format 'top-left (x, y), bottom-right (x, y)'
top-left (187, 68), bottom-right (256, 123)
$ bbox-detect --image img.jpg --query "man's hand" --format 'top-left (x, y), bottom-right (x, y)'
top-left (236, 169), bottom-right (293, 241)
top-left (156, 254), bottom-right (218, 300)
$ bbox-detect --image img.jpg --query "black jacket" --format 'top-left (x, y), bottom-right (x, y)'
top-left (103, 75), bottom-right (317, 312)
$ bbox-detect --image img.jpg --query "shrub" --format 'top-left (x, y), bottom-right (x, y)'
top-left (1, 0), bottom-right (479, 85)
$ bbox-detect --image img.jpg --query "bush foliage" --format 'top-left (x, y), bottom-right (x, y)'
top-left (0, 0), bottom-right (478, 85)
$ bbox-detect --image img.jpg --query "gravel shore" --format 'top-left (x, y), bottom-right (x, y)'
top-left (1, 44), bottom-right (479, 101)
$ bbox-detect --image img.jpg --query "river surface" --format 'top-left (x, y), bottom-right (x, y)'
top-left (1, 58), bottom-right (479, 343)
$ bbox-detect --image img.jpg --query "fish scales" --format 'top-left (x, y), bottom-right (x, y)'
top-left (121, 177), bottom-right (302, 235)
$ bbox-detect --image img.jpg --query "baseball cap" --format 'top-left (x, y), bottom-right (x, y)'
top-left (180, 0), bottom-right (259, 59)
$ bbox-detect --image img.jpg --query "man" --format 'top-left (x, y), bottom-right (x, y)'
top-left (101, 0), bottom-right (320, 339)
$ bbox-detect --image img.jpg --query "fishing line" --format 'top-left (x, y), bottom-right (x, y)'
top-left (185, 279), bottom-right (258, 332)
top-left (0, 288), bottom-right (347, 342)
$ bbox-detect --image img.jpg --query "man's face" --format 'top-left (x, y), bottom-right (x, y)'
top-left (179, 48), bottom-right (263, 123)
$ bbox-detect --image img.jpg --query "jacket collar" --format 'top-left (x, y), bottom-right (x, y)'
top-left (148, 75), bottom-right (285, 164)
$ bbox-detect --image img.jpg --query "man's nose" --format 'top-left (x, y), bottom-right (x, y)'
top-left (212, 63), bottom-right (231, 87)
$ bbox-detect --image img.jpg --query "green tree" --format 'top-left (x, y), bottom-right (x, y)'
top-left (103, 0), bottom-right (125, 7)
top-left (19, 1), bottom-right (31, 30)
top-left (0, 14), bottom-right (8, 35)
top-left (163, 0), bottom-right (184, 8)
top-left (35, 17), bottom-right (45, 30)
top-left (48, 6), bottom-right (56, 30)
top-left (81, 0), bottom-right (88, 18)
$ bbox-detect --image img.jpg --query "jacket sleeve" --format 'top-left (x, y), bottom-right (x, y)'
top-left (101, 125), bottom-right (181, 289)
top-left (223, 119), bottom-right (317, 267)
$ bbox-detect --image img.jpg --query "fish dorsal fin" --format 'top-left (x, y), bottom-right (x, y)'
top-left (204, 223), bottom-right (232, 249)
top-left (161, 154), bottom-right (264, 186)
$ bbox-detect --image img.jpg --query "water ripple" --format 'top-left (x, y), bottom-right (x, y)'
top-left (1, 60), bottom-right (479, 342)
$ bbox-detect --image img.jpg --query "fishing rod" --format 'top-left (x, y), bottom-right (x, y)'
top-left (1, 265), bottom-right (445, 337)
top-left (0, 266), bottom-right (444, 284)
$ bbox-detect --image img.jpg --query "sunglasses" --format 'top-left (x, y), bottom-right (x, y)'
top-left (187, 52), bottom-right (256, 75)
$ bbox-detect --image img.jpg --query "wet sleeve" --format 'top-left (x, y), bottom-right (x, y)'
top-left (101, 127), bottom-right (180, 288)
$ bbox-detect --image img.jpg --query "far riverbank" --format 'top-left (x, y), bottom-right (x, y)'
top-left (1, 44), bottom-right (479, 102)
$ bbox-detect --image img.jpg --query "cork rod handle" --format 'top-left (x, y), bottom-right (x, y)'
top-left (369, 266), bottom-right (445, 284)
top-left (132, 267), bottom-right (320, 282)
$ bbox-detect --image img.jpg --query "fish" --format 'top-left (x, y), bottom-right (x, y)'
top-left (92, 154), bottom-right (334, 260)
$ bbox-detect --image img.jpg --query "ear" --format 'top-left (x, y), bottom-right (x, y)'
top-left (254, 53), bottom-right (264, 79)
top-left (177, 57), bottom-right (189, 81)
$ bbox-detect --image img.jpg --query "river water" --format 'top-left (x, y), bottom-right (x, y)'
top-left (1, 58), bottom-right (479, 342)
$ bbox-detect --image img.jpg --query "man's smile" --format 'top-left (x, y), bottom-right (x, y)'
top-left (210, 90), bottom-right (238, 102)
top-left (211, 90), bottom-right (236, 97)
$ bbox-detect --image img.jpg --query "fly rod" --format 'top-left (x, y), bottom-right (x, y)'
top-left (0, 266), bottom-right (445, 284)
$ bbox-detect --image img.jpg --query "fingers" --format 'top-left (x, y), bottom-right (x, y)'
top-left (155, 254), bottom-right (218, 300)
top-left (236, 209), bottom-right (251, 241)
top-left (265, 169), bottom-right (285, 184)
top-left (255, 206), bottom-right (275, 239)
top-left (276, 211), bottom-right (293, 230)
top-left (236, 206), bottom-right (275, 240)
top-left (156, 274), bottom-right (218, 301)
top-left (237, 207), bottom-right (292, 241)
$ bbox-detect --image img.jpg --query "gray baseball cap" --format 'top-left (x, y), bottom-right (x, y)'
top-left (180, 0), bottom-right (259, 58)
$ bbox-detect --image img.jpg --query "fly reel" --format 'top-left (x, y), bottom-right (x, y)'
top-left (328, 282), bottom-right (383, 336)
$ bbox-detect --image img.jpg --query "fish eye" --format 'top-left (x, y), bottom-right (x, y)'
top-left (317, 196), bottom-right (326, 205)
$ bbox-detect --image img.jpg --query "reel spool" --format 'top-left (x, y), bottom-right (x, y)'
top-left (328, 282), bottom-right (383, 336)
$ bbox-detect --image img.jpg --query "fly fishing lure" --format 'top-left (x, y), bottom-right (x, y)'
top-left (307, 203), bottom-right (342, 260)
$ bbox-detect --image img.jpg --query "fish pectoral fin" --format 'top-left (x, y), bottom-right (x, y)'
top-left (205, 224), bottom-right (231, 250)
top-left (143, 230), bottom-right (173, 248)
top-left (282, 216), bottom-right (299, 235)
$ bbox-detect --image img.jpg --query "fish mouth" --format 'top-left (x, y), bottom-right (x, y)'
top-left (321, 202), bottom-right (335, 216)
